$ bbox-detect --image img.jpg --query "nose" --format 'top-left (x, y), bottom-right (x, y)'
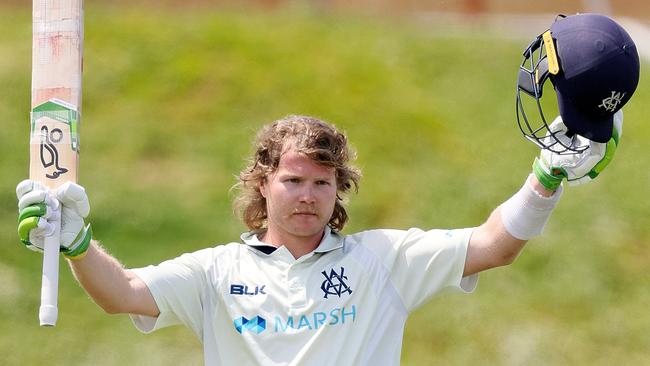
top-left (299, 184), bottom-right (316, 204)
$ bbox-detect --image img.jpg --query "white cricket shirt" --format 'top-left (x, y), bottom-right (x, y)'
top-left (130, 226), bottom-right (478, 365)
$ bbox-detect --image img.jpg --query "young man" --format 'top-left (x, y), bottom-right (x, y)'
top-left (16, 13), bottom-right (638, 366)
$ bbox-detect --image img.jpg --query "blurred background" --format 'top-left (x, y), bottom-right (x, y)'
top-left (1, 1), bottom-right (648, 365)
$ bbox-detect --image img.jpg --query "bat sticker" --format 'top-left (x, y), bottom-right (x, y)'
top-left (39, 125), bottom-right (68, 179)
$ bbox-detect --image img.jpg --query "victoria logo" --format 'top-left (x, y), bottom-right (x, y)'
top-left (598, 91), bottom-right (626, 112)
top-left (320, 267), bottom-right (353, 299)
top-left (234, 315), bottom-right (266, 334)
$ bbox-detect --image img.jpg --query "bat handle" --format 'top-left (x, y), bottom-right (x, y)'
top-left (39, 214), bottom-right (60, 327)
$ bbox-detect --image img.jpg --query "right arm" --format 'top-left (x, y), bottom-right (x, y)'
top-left (17, 180), bottom-right (158, 317)
top-left (67, 240), bottom-right (159, 317)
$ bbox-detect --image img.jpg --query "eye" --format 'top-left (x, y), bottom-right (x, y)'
top-left (286, 178), bottom-right (300, 184)
top-left (317, 180), bottom-right (331, 186)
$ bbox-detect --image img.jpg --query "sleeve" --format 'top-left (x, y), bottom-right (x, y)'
top-left (128, 248), bottom-right (216, 336)
top-left (381, 227), bottom-right (478, 312)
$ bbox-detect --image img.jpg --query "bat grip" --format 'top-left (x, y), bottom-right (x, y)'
top-left (39, 214), bottom-right (60, 326)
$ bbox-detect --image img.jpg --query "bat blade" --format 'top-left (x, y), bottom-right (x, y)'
top-left (30, 0), bottom-right (83, 327)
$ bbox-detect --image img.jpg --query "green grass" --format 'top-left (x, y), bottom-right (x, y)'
top-left (1, 4), bottom-right (649, 365)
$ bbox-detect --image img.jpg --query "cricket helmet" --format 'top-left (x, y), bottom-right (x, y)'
top-left (516, 13), bottom-right (640, 153)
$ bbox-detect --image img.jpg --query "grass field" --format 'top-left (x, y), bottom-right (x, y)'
top-left (1, 4), bottom-right (649, 365)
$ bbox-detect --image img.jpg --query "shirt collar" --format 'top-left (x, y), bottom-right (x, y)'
top-left (240, 226), bottom-right (344, 255)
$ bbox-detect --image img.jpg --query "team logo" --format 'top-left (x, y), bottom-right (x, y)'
top-left (233, 315), bottom-right (266, 334)
top-left (320, 267), bottom-right (353, 299)
top-left (598, 91), bottom-right (626, 112)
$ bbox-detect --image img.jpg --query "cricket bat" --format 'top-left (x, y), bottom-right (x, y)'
top-left (30, 0), bottom-right (83, 326)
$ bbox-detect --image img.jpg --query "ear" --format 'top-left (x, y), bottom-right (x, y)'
top-left (259, 178), bottom-right (267, 198)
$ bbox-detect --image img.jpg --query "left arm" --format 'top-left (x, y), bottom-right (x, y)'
top-left (464, 175), bottom-right (556, 276)
top-left (463, 112), bottom-right (623, 277)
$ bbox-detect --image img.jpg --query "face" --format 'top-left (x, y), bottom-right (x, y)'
top-left (260, 148), bottom-right (337, 246)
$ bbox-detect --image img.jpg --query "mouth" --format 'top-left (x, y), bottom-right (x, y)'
top-left (292, 209), bottom-right (317, 217)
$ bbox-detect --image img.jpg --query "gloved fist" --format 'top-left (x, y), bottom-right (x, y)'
top-left (533, 112), bottom-right (622, 191)
top-left (17, 180), bottom-right (92, 259)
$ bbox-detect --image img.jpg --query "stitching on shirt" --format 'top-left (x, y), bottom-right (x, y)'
top-left (343, 236), bottom-right (409, 316)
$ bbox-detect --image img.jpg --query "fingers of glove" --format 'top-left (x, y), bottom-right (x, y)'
top-left (545, 131), bottom-right (605, 164)
top-left (18, 203), bottom-right (47, 222)
top-left (19, 216), bottom-right (56, 243)
top-left (18, 199), bottom-right (60, 231)
top-left (16, 179), bottom-right (38, 200)
top-left (17, 180), bottom-right (58, 212)
top-left (537, 114), bottom-right (621, 186)
top-left (547, 116), bottom-right (569, 134)
top-left (55, 182), bottom-right (90, 218)
top-left (541, 116), bottom-right (569, 147)
top-left (542, 116), bottom-right (588, 152)
top-left (571, 142), bottom-right (606, 177)
top-left (16, 179), bottom-right (50, 201)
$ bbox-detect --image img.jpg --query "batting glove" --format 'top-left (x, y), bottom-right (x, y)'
top-left (533, 111), bottom-right (623, 191)
top-left (17, 180), bottom-right (92, 259)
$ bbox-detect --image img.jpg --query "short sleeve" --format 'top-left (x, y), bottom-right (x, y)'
top-left (363, 228), bottom-right (477, 312)
top-left (397, 228), bottom-right (477, 311)
top-left (128, 248), bottom-right (216, 336)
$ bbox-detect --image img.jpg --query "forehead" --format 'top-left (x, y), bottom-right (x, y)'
top-left (276, 150), bottom-right (335, 177)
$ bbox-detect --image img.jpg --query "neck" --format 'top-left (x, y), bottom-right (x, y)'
top-left (260, 229), bottom-right (325, 259)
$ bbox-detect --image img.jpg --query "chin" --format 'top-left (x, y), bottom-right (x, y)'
top-left (290, 226), bottom-right (326, 238)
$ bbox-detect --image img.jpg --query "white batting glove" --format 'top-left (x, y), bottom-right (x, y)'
top-left (17, 180), bottom-right (92, 259)
top-left (532, 112), bottom-right (622, 191)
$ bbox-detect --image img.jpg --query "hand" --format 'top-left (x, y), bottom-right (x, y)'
top-left (17, 180), bottom-right (92, 259)
top-left (532, 112), bottom-right (623, 191)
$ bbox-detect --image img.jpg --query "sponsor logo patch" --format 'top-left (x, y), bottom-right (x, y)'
top-left (233, 315), bottom-right (266, 334)
top-left (274, 305), bottom-right (356, 333)
top-left (230, 284), bottom-right (267, 296)
top-left (233, 305), bottom-right (357, 335)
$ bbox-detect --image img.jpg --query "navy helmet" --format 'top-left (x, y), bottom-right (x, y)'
top-left (516, 13), bottom-right (640, 153)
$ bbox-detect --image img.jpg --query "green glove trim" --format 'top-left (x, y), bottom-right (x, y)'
top-left (533, 157), bottom-right (564, 191)
top-left (612, 125), bottom-right (621, 146)
top-left (18, 203), bottom-right (47, 222)
top-left (63, 224), bottom-right (92, 259)
top-left (588, 137), bottom-right (618, 179)
top-left (18, 217), bottom-right (40, 243)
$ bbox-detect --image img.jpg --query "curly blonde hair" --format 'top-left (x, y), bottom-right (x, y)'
top-left (234, 115), bottom-right (361, 231)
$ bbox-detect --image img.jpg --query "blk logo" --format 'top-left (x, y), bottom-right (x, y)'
top-left (230, 284), bottom-right (266, 296)
top-left (234, 315), bottom-right (266, 334)
top-left (598, 91), bottom-right (626, 112)
top-left (320, 267), bottom-right (353, 299)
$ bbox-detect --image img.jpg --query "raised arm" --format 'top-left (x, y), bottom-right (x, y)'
top-left (17, 180), bottom-right (158, 317)
top-left (463, 113), bottom-right (623, 277)
top-left (68, 241), bottom-right (159, 316)
top-left (464, 175), bottom-right (557, 276)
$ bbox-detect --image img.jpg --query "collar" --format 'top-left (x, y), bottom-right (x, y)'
top-left (239, 226), bottom-right (344, 255)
